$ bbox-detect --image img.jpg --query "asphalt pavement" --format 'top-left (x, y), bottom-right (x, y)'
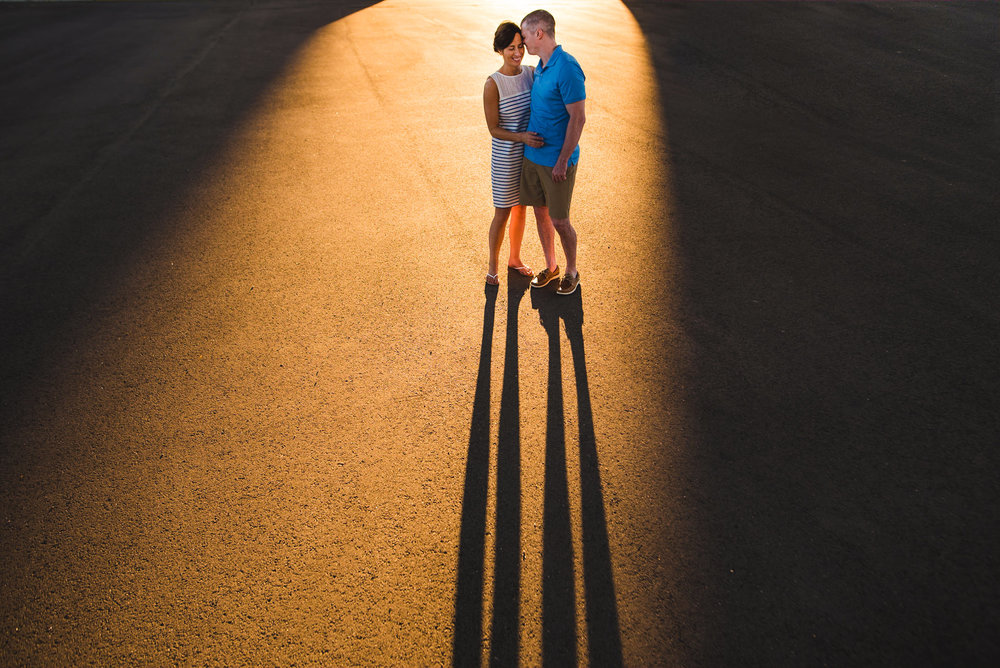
top-left (1, 1), bottom-right (997, 665)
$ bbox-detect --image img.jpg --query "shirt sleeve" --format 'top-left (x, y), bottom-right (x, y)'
top-left (558, 61), bottom-right (586, 105)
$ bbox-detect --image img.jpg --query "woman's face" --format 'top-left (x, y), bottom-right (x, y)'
top-left (501, 33), bottom-right (525, 70)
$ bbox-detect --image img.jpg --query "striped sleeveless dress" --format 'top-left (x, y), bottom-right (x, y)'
top-left (489, 66), bottom-right (534, 208)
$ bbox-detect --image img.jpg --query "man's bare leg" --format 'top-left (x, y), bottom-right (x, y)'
top-left (551, 217), bottom-right (577, 277)
top-left (534, 205), bottom-right (559, 272)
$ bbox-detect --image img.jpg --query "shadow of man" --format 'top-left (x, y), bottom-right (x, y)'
top-left (531, 287), bottom-right (623, 668)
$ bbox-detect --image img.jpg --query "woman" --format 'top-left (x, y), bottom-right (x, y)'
top-left (483, 21), bottom-right (544, 285)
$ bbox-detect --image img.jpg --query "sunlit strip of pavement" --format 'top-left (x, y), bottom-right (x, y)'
top-left (1, 0), bottom-right (687, 664)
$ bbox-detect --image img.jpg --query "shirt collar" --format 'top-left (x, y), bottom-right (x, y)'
top-left (538, 44), bottom-right (564, 74)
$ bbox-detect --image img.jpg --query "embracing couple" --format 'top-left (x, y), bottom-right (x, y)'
top-left (483, 9), bottom-right (584, 296)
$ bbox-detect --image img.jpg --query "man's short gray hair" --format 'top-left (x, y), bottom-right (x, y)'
top-left (521, 9), bottom-right (555, 38)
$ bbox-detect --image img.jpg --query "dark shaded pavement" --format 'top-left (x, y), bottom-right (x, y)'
top-left (623, 1), bottom-right (999, 664)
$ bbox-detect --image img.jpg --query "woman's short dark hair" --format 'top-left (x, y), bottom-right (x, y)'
top-left (493, 21), bottom-right (522, 53)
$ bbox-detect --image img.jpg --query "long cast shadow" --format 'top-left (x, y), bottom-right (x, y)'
top-left (489, 271), bottom-right (531, 666)
top-left (454, 271), bottom-right (531, 668)
top-left (454, 280), bottom-right (622, 666)
top-left (561, 292), bottom-right (624, 668)
top-left (535, 287), bottom-right (577, 666)
top-left (532, 287), bottom-right (623, 668)
top-left (453, 284), bottom-right (499, 668)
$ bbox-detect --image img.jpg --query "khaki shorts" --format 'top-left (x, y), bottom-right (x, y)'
top-left (519, 157), bottom-right (577, 220)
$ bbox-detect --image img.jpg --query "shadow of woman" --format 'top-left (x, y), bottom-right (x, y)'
top-left (490, 270), bottom-right (532, 665)
top-left (453, 272), bottom-right (530, 668)
top-left (531, 286), bottom-right (623, 668)
top-left (453, 283), bottom-right (498, 667)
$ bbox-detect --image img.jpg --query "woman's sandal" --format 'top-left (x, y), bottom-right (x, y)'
top-left (485, 272), bottom-right (499, 285)
top-left (508, 265), bottom-right (534, 277)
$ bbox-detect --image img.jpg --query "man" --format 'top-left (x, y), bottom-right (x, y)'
top-left (519, 9), bottom-right (585, 295)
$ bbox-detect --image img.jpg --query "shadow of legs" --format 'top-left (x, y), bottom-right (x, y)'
top-left (533, 288), bottom-right (577, 666)
top-left (489, 272), bottom-right (531, 666)
top-left (459, 283), bottom-right (621, 666)
top-left (562, 293), bottom-right (624, 667)
top-left (453, 285), bottom-right (499, 668)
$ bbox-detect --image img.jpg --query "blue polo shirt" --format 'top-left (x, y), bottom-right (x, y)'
top-left (524, 45), bottom-right (586, 168)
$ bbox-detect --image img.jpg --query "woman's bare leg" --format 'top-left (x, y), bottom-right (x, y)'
top-left (506, 205), bottom-right (529, 270)
top-left (487, 206), bottom-right (512, 284)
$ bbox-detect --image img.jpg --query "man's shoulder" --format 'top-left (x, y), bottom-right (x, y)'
top-left (556, 49), bottom-right (585, 77)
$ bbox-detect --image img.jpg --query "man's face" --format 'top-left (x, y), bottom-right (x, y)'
top-left (520, 23), bottom-right (540, 55)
